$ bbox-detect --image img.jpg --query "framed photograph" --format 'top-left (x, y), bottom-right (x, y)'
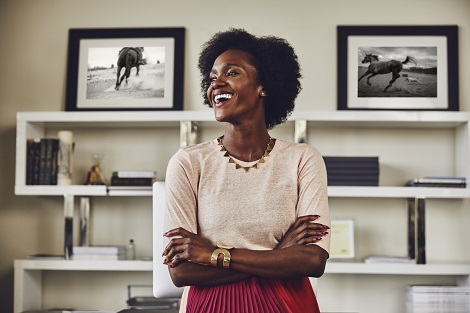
top-left (337, 25), bottom-right (458, 111)
top-left (330, 219), bottom-right (355, 259)
top-left (65, 28), bottom-right (185, 111)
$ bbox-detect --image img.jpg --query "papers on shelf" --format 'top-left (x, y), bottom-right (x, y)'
top-left (364, 255), bottom-right (415, 264)
top-left (406, 285), bottom-right (470, 313)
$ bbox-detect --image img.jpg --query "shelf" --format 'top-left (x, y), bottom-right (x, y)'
top-left (14, 259), bottom-right (470, 276)
top-left (328, 186), bottom-right (470, 199)
top-left (290, 110), bottom-right (470, 128)
top-left (14, 185), bottom-right (470, 198)
top-left (16, 110), bottom-right (470, 198)
top-left (14, 185), bottom-right (107, 196)
top-left (15, 259), bottom-right (152, 271)
top-left (326, 262), bottom-right (470, 275)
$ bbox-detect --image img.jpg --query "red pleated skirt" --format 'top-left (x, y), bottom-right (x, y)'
top-left (185, 276), bottom-right (320, 313)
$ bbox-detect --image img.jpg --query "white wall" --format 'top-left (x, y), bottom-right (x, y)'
top-left (1, 0), bottom-right (469, 312)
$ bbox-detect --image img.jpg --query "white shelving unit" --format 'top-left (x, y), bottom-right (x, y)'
top-left (14, 259), bottom-right (470, 313)
top-left (14, 110), bottom-right (470, 313)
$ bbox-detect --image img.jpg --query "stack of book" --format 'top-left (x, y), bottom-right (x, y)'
top-left (406, 176), bottom-right (466, 188)
top-left (26, 138), bottom-right (60, 185)
top-left (406, 285), bottom-right (470, 313)
top-left (72, 245), bottom-right (128, 260)
top-left (323, 156), bottom-right (379, 186)
top-left (109, 170), bottom-right (156, 188)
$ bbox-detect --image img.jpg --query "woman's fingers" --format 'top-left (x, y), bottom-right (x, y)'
top-left (162, 227), bottom-right (215, 267)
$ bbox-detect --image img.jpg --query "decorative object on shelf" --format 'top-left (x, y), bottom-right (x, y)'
top-left (57, 131), bottom-right (74, 185)
top-left (65, 27), bottom-right (185, 111)
top-left (64, 195), bottom-right (74, 260)
top-left (79, 197), bottom-right (90, 246)
top-left (337, 25), bottom-right (459, 111)
top-left (85, 154), bottom-right (107, 185)
top-left (407, 197), bottom-right (426, 264)
top-left (127, 239), bottom-right (136, 260)
top-left (329, 219), bottom-right (355, 259)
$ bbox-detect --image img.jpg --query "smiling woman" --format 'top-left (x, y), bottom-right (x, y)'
top-left (162, 28), bottom-right (331, 313)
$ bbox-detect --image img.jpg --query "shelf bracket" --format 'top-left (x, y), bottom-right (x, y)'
top-left (294, 119), bottom-right (307, 143)
top-left (180, 121), bottom-right (198, 147)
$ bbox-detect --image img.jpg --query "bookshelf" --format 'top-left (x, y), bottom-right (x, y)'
top-left (14, 110), bottom-right (470, 313)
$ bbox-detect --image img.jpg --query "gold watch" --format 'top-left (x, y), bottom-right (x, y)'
top-left (210, 245), bottom-right (234, 269)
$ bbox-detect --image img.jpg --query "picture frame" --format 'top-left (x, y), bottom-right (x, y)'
top-left (65, 28), bottom-right (185, 111)
top-left (337, 25), bottom-right (458, 111)
top-left (329, 219), bottom-right (355, 259)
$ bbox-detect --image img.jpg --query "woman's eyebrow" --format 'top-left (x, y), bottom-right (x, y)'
top-left (210, 63), bottom-right (242, 73)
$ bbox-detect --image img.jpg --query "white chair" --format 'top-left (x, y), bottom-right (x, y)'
top-left (153, 181), bottom-right (184, 298)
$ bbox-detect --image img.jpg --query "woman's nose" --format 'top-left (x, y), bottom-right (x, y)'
top-left (211, 77), bottom-right (226, 88)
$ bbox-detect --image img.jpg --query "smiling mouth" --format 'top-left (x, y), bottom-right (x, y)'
top-left (214, 94), bottom-right (232, 105)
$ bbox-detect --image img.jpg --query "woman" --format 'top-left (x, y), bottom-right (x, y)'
top-left (162, 28), bottom-right (330, 313)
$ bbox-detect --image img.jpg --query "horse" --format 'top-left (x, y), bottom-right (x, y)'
top-left (358, 54), bottom-right (417, 92)
top-left (115, 47), bottom-right (146, 90)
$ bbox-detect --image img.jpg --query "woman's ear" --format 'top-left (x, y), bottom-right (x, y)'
top-left (260, 89), bottom-right (267, 97)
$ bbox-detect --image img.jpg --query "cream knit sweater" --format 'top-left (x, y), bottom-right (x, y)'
top-left (164, 138), bottom-right (330, 254)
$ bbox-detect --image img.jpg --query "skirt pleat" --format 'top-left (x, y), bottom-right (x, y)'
top-left (185, 276), bottom-right (319, 313)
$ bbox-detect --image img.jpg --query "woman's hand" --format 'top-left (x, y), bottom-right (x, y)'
top-left (275, 215), bottom-right (329, 250)
top-left (163, 227), bottom-right (215, 268)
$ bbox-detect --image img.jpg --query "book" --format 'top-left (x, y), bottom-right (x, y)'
top-left (27, 254), bottom-right (65, 260)
top-left (26, 138), bottom-right (60, 185)
top-left (73, 245), bottom-right (127, 255)
top-left (323, 156), bottom-right (379, 186)
top-left (110, 177), bottom-right (155, 186)
top-left (112, 170), bottom-right (157, 178)
top-left (26, 138), bottom-right (41, 185)
top-left (406, 176), bottom-right (466, 188)
top-left (107, 185), bottom-right (153, 196)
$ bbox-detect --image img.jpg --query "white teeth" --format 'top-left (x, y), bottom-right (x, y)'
top-left (214, 94), bottom-right (232, 103)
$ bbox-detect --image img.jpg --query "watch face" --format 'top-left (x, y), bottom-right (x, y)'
top-left (217, 245), bottom-right (234, 250)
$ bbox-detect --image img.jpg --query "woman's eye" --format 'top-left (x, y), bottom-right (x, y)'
top-left (227, 71), bottom-right (238, 77)
top-left (210, 76), bottom-right (217, 82)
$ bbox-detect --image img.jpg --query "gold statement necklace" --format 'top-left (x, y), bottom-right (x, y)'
top-left (217, 136), bottom-right (275, 171)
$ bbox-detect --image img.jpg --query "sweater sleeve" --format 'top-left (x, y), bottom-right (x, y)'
top-left (297, 145), bottom-right (331, 255)
top-left (163, 148), bottom-right (199, 246)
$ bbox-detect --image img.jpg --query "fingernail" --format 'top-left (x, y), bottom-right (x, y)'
top-left (313, 215), bottom-right (320, 218)
top-left (169, 264), bottom-right (174, 268)
top-left (323, 225), bottom-right (330, 229)
top-left (322, 232), bottom-right (329, 235)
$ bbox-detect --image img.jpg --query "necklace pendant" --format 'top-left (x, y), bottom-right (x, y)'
top-left (217, 135), bottom-right (275, 171)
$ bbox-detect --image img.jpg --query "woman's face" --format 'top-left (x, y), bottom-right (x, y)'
top-left (207, 49), bottom-right (265, 125)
